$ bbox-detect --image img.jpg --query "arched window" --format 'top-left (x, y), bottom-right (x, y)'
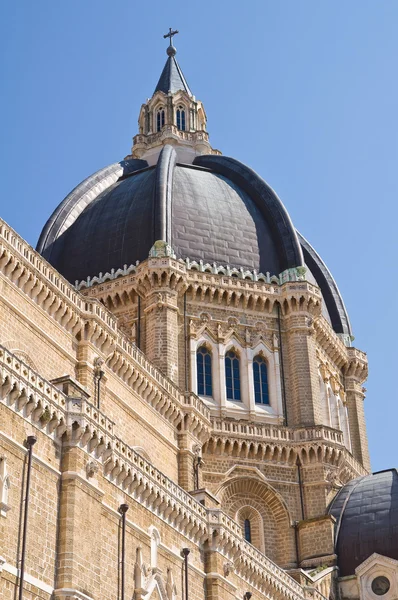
top-left (244, 519), bottom-right (251, 543)
top-left (253, 355), bottom-right (269, 404)
top-left (197, 346), bottom-right (212, 396)
top-left (156, 108), bottom-right (165, 132)
top-left (176, 106), bottom-right (186, 131)
top-left (225, 350), bottom-right (241, 401)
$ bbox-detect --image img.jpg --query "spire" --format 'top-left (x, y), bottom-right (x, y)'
top-left (130, 29), bottom-right (221, 162)
top-left (154, 28), bottom-right (192, 97)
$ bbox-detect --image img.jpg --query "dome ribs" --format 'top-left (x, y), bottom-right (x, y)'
top-left (298, 231), bottom-right (352, 337)
top-left (37, 158), bottom-right (148, 265)
top-left (153, 145), bottom-right (177, 244)
top-left (193, 154), bottom-right (304, 272)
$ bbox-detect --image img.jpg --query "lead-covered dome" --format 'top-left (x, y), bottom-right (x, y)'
top-left (37, 44), bottom-right (352, 339)
top-left (329, 469), bottom-right (398, 576)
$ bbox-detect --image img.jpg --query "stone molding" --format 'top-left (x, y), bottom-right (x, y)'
top-left (0, 219), bottom-right (211, 437)
top-left (1, 345), bottom-right (309, 600)
top-left (74, 258), bottom-right (308, 292)
top-left (206, 419), bottom-right (366, 478)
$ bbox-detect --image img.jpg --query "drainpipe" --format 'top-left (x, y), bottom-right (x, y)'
top-left (293, 521), bottom-right (300, 566)
top-left (137, 296), bottom-right (141, 349)
top-left (184, 292), bottom-right (188, 391)
top-left (19, 435), bottom-right (37, 600)
top-left (296, 456), bottom-right (305, 520)
top-left (96, 369), bottom-right (105, 410)
top-left (119, 503), bottom-right (129, 600)
top-left (182, 548), bottom-right (190, 600)
top-left (277, 304), bottom-right (288, 426)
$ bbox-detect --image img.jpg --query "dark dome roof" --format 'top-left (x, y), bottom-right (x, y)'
top-left (329, 469), bottom-right (398, 576)
top-left (37, 145), bottom-right (351, 336)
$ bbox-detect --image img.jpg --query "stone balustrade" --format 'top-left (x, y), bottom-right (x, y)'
top-left (0, 344), bottom-right (308, 600)
top-left (211, 419), bottom-right (345, 445)
top-left (0, 219), bottom-right (211, 434)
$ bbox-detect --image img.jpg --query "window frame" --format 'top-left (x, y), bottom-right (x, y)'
top-left (253, 354), bottom-right (270, 405)
top-left (156, 107), bottom-right (165, 132)
top-left (225, 349), bottom-right (241, 401)
top-left (196, 345), bottom-right (213, 397)
top-left (176, 105), bottom-right (186, 131)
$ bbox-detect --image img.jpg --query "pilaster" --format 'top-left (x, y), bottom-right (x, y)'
top-left (144, 288), bottom-right (180, 382)
top-left (284, 313), bottom-right (322, 426)
top-left (203, 542), bottom-right (238, 600)
top-left (136, 254), bottom-right (187, 384)
top-left (344, 348), bottom-right (370, 472)
top-left (56, 444), bottom-right (104, 598)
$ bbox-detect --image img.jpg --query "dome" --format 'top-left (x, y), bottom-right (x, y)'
top-left (329, 469), bottom-right (398, 576)
top-left (37, 42), bottom-right (352, 339)
top-left (37, 145), bottom-right (351, 337)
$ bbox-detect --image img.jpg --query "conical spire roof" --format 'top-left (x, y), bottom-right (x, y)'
top-left (154, 45), bottom-right (192, 97)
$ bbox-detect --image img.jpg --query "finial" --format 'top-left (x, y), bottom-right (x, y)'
top-left (163, 27), bottom-right (178, 56)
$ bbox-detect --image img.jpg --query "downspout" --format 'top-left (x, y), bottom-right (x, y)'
top-left (137, 296), bottom-right (141, 349)
top-left (96, 369), bottom-right (104, 410)
top-left (119, 503), bottom-right (129, 600)
top-left (182, 548), bottom-right (190, 600)
top-left (19, 435), bottom-right (37, 600)
top-left (277, 304), bottom-right (288, 426)
top-left (184, 292), bottom-right (188, 391)
top-left (294, 521), bottom-right (300, 566)
top-left (296, 456), bottom-right (305, 520)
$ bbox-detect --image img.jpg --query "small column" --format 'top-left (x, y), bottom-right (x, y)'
top-left (284, 313), bottom-right (322, 426)
top-left (345, 383), bottom-right (370, 470)
top-left (56, 445), bottom-right (104, 598)
top-left (138, 252), bottom-right (187, 385)
top-left (345, 348), bottom-right (370, 472)
top-left (204, 540), bottom-right (238, 600)
top-left (178, 431), bottom-right (196, 491)
top-left (218, 347), bottom-right (227, 417)
top-left (189, 340), bottom-right (197, 394)
top-left (144, 288), bottom-right (180, 382)
top-left (272, 334), bottom-right (284, 418)
top-left (246, 350), bottom-right (256, 419)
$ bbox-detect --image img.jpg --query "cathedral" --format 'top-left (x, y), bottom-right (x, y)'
top-left (0, 31), bottom-right (397, 600)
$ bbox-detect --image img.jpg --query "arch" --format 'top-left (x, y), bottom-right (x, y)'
top-left (156, 107), bottom-right (165, 132)
top-left (319, 372), bottom-right (331, 426)
top-left (248, 340), bottom-right (283, 417)
top-left (328, 387), bottom-right (340, 430)
top-left (253, 355), bottom-right (269, 404)
top-left (236, 505), bottom-right (265, 552)
top-left (190, 334), bottom-right (219, 403)
top-left (133, 446), bottom-right (153, 464)
top-left (216, 476), bottom-right (295, 566)
top-left (225, 349), bottom-right (241, 401)
top-left (2, 341), bottom-right (38, 371)
top-left (149, 525), bottom-right (161, 569)
top-left (196, 345), bottom-right (213, 396)
top-left (176, 105), bottom-right (186, 131)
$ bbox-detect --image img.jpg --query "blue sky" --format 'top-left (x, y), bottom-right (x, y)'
top-left (1, 1), bottom-right (397, 471)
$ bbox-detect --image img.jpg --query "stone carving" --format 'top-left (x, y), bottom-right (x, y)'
top-left (149, 241), bottom-right (176, 259)
top-left (86, 460), bottom-right (99, 479)
top-left (0, 456), bottom-right (10, 517)
top-left (166, 568), bottom-right (177, 600)
top-left (223, 561), bottom-right (234, 577)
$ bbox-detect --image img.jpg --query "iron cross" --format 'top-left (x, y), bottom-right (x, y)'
top-left (163, 28), bottom-right (179, 45)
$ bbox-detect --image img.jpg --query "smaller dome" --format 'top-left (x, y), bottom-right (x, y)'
top-left (329, 469), bottom-right (398, 576)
